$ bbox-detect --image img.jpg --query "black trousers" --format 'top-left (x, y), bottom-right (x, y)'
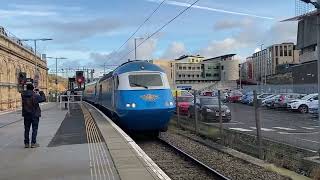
top-left (24, 116), bottom-right (40, 144)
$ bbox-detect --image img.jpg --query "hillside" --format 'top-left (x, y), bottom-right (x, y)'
top-left (48, 74), bottom-right (68, 93)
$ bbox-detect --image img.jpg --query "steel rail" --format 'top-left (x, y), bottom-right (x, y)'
top-left (158, 137), bottom-right (230, 180)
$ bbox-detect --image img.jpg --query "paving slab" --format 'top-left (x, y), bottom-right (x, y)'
top-left (0, 102), bottom-right (114, 180)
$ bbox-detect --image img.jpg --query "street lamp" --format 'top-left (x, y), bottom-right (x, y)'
top-left (47, 57), bottom-right (67, 100)
top-left (20, 38), bottom-right (53, 88)
top-left (134, 37), bottom-right (144, 60)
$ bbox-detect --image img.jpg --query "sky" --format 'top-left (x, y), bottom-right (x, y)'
top-left (1, 0), bottom-right (299, 76)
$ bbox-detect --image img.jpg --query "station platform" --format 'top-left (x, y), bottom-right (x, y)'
top-left (0, 102), bottom-right (170, 180)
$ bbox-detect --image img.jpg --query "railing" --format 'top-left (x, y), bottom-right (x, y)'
top-left (59, 94), bottom-right (83, 115)
top-left (0, 26), bottom-right (42, 58)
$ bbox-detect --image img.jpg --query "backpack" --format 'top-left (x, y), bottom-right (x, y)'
top-left (23, 93), bottom-right (36, 115)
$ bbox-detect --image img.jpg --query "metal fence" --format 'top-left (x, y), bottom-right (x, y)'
top-left (242, 84), bottom-right (318, 94)
top-left (59, 94), bottom-right (83, 115)
top-left (172, 90), bottom-right (320, 177)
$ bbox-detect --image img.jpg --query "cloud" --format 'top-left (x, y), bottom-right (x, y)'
top-left (0, 9), bottom-right (56, 17)
top-left (146, 0), bottom-right (274, 20)
top-left (14, 18), bottom-right (124, 43)
top-left (199, 38), bottom-right (240, 58)
top-left (214, 18), bottom-right (253, 31)
top-left (198, 20), bottom-right (298, 58)
top-left (161, 41), bottom-right (187, 59)
top-left (89, 38), bottom-right (158, 66)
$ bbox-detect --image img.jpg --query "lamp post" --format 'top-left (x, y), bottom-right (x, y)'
top-left (299, 0), bottom-right (320, 155)
top-left (47, 57), bottom-right (67, 100)
top-left (20, 38), bottom-right (53, 88)
top-left (134, 37), bottom-right (144, 60)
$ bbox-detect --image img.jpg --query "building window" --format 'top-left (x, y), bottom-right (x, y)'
top-left (197, 74), bottom-right (200, 77)
top-left (284, 46), bottom-right (287, 56)
top-left (197, 67), bottom-right (200, 70)
top-left (179, 74), bottom-right (181, 78)
top-left (280, 46), bottom-right (283, 56)
top-left (188, 75), bottom-right (191, 77)
top-left (179, 66), bottom-right (182, 70)
top-left (183, 74), bottom-right (185, 77)
top-left (206, 73), bottom-right (211, 77)
top-left (288, 49), bottom-right (292, 56)
top-left (192, 75), bottom-right (194, 77)
top-left (192, 67), bottom-right (195, 70)
top-left (221, 66), bottom-right (224, 70)
top-left (188, 66), bottom-right (191, 70)
top-left (275, 46), bottom-right (278, 56)
top-left (183, 67), bottom-right (186, 70)
top-left (213, 73), bottom-right (219, 77)
top-left (276, 58), bottom-right (279, 65)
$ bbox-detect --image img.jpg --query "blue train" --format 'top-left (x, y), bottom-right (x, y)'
top-left (83, 60), bottom-right (175, 133)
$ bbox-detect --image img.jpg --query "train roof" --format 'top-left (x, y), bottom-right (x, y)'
top-left (99, 60), bottom-right (164, 82)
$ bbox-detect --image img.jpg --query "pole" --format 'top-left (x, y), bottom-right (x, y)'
top-left (193, 90), bottom-right (198, 134)
top-left (317, 4), bottom-right (320, 147)
top-left (239, 64), bottom-right (242, 89)
top-left (56, 58), bottom-right (58, 102)
top-left (175, 91), bottom-right (180, 127)
top-left (218, 90), bottom-right (223, 140)
top-left (254, 90), bottom-right (263, 159)
top-left (134, 38), bottom-right (137, 60)
top-left (34, 40), bottom-right (37, 74)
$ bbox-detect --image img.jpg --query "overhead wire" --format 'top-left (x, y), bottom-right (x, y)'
top-left (115, 0), bottom-right (167, 53)
top-left (119, 0), bottom-right (201, 61)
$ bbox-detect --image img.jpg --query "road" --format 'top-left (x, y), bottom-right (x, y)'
top-left (207, 103), bottom-right (320, 152)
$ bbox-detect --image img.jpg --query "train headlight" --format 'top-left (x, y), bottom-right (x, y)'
top-left (126, 104), bottom-right (131, 108)
top-left (131, 103), bottom-right (136, 108)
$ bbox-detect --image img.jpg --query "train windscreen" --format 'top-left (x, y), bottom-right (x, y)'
top-left (129, 74), bottom-right (163, 88)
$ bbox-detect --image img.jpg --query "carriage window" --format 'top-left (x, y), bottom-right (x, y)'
top-left (129, 74), bottom-right (163, 87)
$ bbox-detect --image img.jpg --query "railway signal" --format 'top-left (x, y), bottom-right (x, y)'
top-left (76, 71), bottom-right (85, 90)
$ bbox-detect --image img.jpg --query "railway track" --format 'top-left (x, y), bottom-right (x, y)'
top-left (136, 137), bottom-right (230, 180)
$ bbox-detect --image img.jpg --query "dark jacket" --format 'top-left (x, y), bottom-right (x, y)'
top-left (21, 90), bottom-right (46, 118)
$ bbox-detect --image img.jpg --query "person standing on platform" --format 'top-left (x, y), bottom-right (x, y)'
top-left (21, 84), bottom-right (46, 148)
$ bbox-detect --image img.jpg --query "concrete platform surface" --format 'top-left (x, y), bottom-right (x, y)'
top-left (0, 102), bottom-right (170, 180)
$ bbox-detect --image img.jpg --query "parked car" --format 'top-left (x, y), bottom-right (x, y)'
top-left (264, 95), bottom-right (281, 108)
top-left (227, 90), bottom-right (243, 103)
top-left (308, 99), bottom-right (318, 117)
top-left (188, 96), bottom-right (231, 122)
top-left (201, 91), bottom-right (213, 96)
top-left (241, 92), bottom-right (253, 104)
top-left (287, 93), bottom-right (318, 113)
top-left (177, 96), bottom-right (194, 115)
top-left (273, 93), bottom-right (305, 109)
top-left (248, 93), bottom-right (274, 105)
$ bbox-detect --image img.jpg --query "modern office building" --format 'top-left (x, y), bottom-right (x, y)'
top-left (251, 42), bottom-right (299, 83)
top-left (151, 54), bottom-right (241, 90)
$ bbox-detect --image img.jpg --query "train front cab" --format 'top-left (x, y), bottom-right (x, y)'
top-left (114, 71), bottom-right (175, 132)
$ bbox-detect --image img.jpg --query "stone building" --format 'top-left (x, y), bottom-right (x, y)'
top-left (0, 26), bottom-right (48, 111)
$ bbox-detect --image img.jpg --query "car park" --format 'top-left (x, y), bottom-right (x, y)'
top-left (287, 93), bottom-right (318, 113)
top-left (177, 96), bottom-right (194, 115)
top-left (188, 96), bottom-right (231, 122)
